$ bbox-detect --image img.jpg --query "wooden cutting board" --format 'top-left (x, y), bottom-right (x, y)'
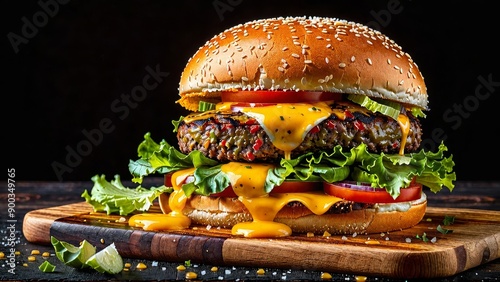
top-left (23, 202), bottom-right (500, 279)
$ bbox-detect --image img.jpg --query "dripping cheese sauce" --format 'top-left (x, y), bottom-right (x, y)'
top-left (129, 101), bottom-right (411, 238)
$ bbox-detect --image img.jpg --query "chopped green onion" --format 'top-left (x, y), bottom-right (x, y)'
top-left (437, 224), bottom-right (453, 234)
top-left (443, 215), bottom-right (455, 225)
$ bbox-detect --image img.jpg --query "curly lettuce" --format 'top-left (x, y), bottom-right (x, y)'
top-left (82, 174), bottom-right (170, 216)
top-left (128, 132), bottom-right (456, 199)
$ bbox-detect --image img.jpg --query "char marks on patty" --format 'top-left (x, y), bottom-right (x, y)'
top-left (177, 103), bottom-right (422, 162)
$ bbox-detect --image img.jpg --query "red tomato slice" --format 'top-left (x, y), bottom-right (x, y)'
top-left (271, 180), bottom-right (322, 194)
top-left (221, 90), bottom-right (342, 103)
top-left (323, 181), bottom-right (422, 203)
top-left (211, 180), bottom-right (321, 197)
top-left (165, 173), bottom-right (321, 197)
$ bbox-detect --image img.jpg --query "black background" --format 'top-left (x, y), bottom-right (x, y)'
top-left (3, 0), bottom-right (499, 182)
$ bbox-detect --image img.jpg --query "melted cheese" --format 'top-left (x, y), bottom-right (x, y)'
top-left (221, 162), bottom-right (343, 237)
top-left (396, 114), bottom-right (410, 155)
top-left (234, 192), bottom-right (343, 237)
top-left (221, 162), bottom-right (273, 198)
top-left (239, 103), bottom-right (332, 158)
top-left (220, 162), bottom-right (293, 237)
top-left (128, 168), bottom-right (194, 231)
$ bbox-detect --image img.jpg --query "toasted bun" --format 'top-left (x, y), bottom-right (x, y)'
top-left (159, 193), bottom-right (427, 235)
top-left (178, 16), bottom-right (427, 112)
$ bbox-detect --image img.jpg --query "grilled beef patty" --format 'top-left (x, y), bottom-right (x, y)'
top-left (177, 103), bottom-right (422, 162)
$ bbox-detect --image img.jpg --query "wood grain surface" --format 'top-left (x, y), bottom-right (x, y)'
top-left (22, 202), bottom-right (500, 279)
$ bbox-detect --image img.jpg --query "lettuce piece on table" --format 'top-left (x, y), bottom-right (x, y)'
top-left (82, 174), bottom-right (170, 216)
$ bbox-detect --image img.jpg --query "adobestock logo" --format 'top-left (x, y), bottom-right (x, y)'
top-left (51, 64), bottom-right (170, 181)
top-left (213, 0), bottom-right (243, 21)
top-left (365, 0), bottom-right (404, 31)
top-left (420, 73), bottom-right (500, 152)
top-left (7, 0), bottom-right (70, 54)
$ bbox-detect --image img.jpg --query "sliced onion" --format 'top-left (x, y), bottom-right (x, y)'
top-left (334, 181), bottom-right (386, 191)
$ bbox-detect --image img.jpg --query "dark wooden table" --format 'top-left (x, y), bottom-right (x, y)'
top-left (1, 179), bottom-right (499, 281)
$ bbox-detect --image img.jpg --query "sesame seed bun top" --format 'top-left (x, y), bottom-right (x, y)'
top-left (177, 16), bottom-right (428, 112)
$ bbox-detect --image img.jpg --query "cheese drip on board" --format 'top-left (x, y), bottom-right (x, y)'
top-left (128, 169), bottom-right (194, 231)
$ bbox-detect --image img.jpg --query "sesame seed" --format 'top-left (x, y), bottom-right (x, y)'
top-left (282, 47), bottom-right (289, 51)
top-left (339, 62), bottom-right (346, 68)
top-left (305, 60), bottom-right (313, 64)
top-left (350, 56), bottom-right (356, 62)
top-left (367, 58), bottom-right (373, 65)
top-left (325, 57), bottom-right (330, 64)
top-left (242, 76), bottom-right (249, 81)
top-left (291, 53), bottom-right (300, 58)
top-left (387, 59), bottom-right (391, 65)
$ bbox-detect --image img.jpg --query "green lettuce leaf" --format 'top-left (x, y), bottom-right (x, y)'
top-left (128, 132), bottom-right (218, 183)
top-left (82, 132), bottom-right (456, 215)
top-left (129, 133), bottom-right (455, 200)
top-left (82, 174), bottom-right (170, 215)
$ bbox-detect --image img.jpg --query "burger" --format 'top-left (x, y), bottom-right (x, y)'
top-left (127, 16), bottom-right (456, 237)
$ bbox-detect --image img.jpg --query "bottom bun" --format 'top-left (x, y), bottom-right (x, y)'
top-left (160, 193), bottom-right (427, 235)
top-left (275, 200), bottom-right (427, 234)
